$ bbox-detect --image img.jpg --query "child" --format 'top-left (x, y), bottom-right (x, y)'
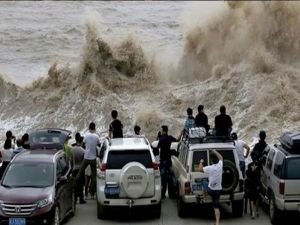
top-left (246, 162), bottom-right (261, 219)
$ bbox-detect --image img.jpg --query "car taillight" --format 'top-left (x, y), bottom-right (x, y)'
top-left (279, 181), bottom-right (285, 195)
top-left (152, 162), bottom-right (159, 170)
top-left (101, 163), bottom-right (107, 172)
top-left (184, 182), bottom-right (191, 194)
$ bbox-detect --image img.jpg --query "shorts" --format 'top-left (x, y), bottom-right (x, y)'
top-left (208, 188), bottom-right (221, 209)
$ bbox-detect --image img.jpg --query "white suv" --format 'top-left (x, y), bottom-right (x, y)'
top-left (260, 131), bottom-right (300, 225)
top-left (172, 133), bottom-right (244, 217)
top-left (96, 137), bottom-right (161, 219)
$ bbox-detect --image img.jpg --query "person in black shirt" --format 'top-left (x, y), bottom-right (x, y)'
top-left (22, 133), bottom-right (30, 150)
top-left (109, 110), bottom-right (123, 138)
top-left (214, 105), bottom-right (233, 136)
top-left (134, 125), bottom-right (141, 135)
top-left (195, 105), bottom-right (210, 133)
top-left (251, 130), bottom-right (268, 166)
top-left (158, 125), bottom-right (180, 198)
top-left (246, 162), bottom-right (261, 219)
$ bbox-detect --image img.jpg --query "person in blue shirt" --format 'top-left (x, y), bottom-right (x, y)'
top-left (184, 107), bottom-right (196, 130)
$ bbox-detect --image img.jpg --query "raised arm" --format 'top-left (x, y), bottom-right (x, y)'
top-left (199, 159), bottom-right (205, 172)
top-left (244, 143), bottom-right (250, 158)
top-left (212, 149), bottom-right (223, 161)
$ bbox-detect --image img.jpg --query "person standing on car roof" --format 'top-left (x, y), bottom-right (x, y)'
top-left (199, 150), bottom-right (223, 225)
top-left (251, 130), bottom-right (268, 166)
top-left (158, 125), bottom-right (180, 199)
top-left (0, 131), bottom-right (15, 179)
top-left (231, 132), bottom-right (250, 178)
top-left (184, 107), bottom-right (196, 130)
top-left (72, 133), bottom-right (86, 204)
top-left (109, 110), bottom-right (123, 138)
top-left (195, 105), bottom-right (210, 133)
top-left (76, 122), bottom-right (101, 198)
top-left (215, 105), bottom-right (233, 136)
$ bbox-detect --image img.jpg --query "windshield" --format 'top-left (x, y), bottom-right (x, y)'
top-left (284, 157), bottom-right (300, 179)
top-left (29, 130), bottom-right (69, 150)
top-left (2, 162), bottom-right (54, 188)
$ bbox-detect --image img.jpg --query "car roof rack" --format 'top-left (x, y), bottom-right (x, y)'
top-left (182, 129), bottom-right (234, 145)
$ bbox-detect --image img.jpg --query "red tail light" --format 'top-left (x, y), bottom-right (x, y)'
top-left (184, 182), bottom-right (191, 194)
top-left (152, 162), bottom-right (159, 170)
top-left (279, 181), bottom-right (285, 195)
top-left (100, 163), bottom-right (107, 172)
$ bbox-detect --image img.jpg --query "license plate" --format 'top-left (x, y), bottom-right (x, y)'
top-left (192, 184), bottom-right (203, 191)
top-left (9, 218), bottom-right (26, 225)
top-left (105, 186), bottom-right (120, 195)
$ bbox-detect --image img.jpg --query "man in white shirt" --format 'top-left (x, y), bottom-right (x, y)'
top-left (231, 132), bottom-right (250, 178)
top-left (76, 122), bottom-right (101, 198)
top-left (199, 150), bottom-right (223, 225)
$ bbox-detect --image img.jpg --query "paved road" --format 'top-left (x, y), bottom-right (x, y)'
top-left (66, 198), bottom-right (272, 225)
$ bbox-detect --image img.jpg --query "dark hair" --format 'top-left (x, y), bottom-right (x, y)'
top-left (134, 125), bottom-right (141, 135)
top-left (220, 105), bottom-right (226, 114)
top-left (157, 131), bottom-right (161, 140)
top-left (231, 132), bottom-right (238, 140)
top-left (89, 122), bottom-right (96, 130)
top-left (259, 130), bottom-right (266, 140)
top-left (22, 133), bottom-right (29, 142)
top-left (161, 125), bottom-right (168, 134)
top-left (16, 139), bottom-right (23, 147)
top-left (210, 152), bottom-right (219, 164)
top-left (75, 132), bottom-right (83, 143)
top-left (198, 105), bottom-right (204, 112)
top-left (187, 107), bottom-right (193, 116)
top-left (111, 110), bottom-right (118, 119)
top-left (6, 130), bottom-right (12, 139)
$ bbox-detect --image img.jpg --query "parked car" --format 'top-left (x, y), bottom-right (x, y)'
top-left (171, 131), bottom-right (244, 217)
top-left (96, 137), bottom-right (161, 219)
top-left (0, 150), bottom-right (75, 225)
top-left (28, 128), bottom-right (71, 150)
top-left (260, 131), bottom-right (300, 225)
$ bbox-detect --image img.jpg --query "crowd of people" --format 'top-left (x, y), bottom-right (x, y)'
top-left (0, 106), bottom-right (270, 223)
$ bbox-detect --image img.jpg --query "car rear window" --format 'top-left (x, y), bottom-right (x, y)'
top-left (192, 151), bottom-right (208, 172)
top-left (284, 158), bottom-right (300, 179)
top-left (107, 150), bottom-right (152, 169)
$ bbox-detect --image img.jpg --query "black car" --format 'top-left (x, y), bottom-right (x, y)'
top-left (0, 150), bottom-right (75, 225)
top-left (28, 128), bottom-right (72, 150)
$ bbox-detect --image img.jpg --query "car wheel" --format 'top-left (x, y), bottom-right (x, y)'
top-left (153, 202), bottom-right (161, 219)
top-left (97, 202), bottom-right (108, 220)
top-left (221, 160), bottom-right (239, 194)
top-left (177, 198), bottom-right (188, 218)
top-left (232, 199), bottom-right (244, 217)
top-left (52, 206), bottom-right (60, 225)
top-left (269, 194), bottom-right (282, 225)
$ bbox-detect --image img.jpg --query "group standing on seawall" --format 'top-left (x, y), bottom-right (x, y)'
top-left (0, 107), bottom-right (270, 222)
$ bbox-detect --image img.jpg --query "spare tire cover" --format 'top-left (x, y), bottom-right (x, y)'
top-left (222, 160), bottom-right (239, 194)
top-left (120, 162), bottom-right (149, 199)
